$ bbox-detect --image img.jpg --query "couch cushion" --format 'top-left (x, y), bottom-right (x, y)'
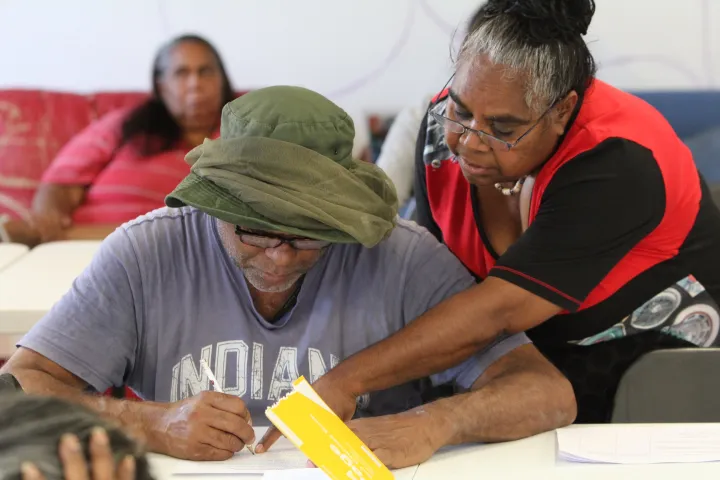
top-left (634, 91), bottom-right (720, 140)
top-left (685, 126), bottom-right (720, 183)
top-left (91, 92), bottom-right (148, 119)
top-left (0, 90), bottom-right (93, 219)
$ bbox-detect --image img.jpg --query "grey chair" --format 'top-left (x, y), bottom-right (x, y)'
top-left (612, 348), bottom-right (720, 423)
top-left (634, 91), bottom-right (720, 140)
top-left (710, 183), bottom-right (720, 209)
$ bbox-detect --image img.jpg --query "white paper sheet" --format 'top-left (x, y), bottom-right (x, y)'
top-left (557, 424), bottom-right (720, 464)
top-left (170, 426), bottom-right (418, 477)
top-left (263, 466), bottom-right (419, 480)
top-left (264, 470), bottom-right (328, 480)
top-left (171, 429), bottom-right (308, 474)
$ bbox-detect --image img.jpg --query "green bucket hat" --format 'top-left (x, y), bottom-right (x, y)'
top-left (165, 86), bottom-right (398, 248)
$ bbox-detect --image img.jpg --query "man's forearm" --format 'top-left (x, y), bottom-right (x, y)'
top-left (10, 367), bottom-right (164, 444)
top-left (422, 366), bottom-right (576, 446)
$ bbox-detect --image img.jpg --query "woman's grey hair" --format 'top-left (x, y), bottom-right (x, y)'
top-left (0, 393), bottom-right (153, 480)
top-left (458, 0), bottom-right (597, 114)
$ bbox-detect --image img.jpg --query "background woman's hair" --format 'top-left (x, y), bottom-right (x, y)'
top-left (0, 393), bottom-right (153, 480)
top-left (119, 34), bottom-right (236, 156)
top-left (459, 0), bottom-right (597, 113)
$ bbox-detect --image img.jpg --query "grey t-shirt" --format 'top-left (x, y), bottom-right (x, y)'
top-left (20, 207), bottom-right (529, 424)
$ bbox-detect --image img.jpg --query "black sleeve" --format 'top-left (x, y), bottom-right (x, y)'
top-left (414, 111), bottom-right (444, 242)
top-left (490, 138), bottom-right (666, 312)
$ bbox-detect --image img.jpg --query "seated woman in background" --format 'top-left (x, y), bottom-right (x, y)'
top-left (0, 392), bottom-right (151, 480)
top-left (27, 34), bottom-right (235, 244)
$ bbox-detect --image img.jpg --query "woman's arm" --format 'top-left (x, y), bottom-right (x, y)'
top-left (258, 277), bottom-right (563, 452)
top-left (32, 109), bottom-right (129, 242)
top-left (327, 139), bottom-right (665, 394)
top-left (1, 219), bottom-right (41, 247)
top-left (31, 185), bottom-right (85, 241)
top-left (62, 224), bottom-right (118, 241)
top-left (334, 276), bottom-right (561, 395)
top-left (345, 344), bottom-right (576, 469)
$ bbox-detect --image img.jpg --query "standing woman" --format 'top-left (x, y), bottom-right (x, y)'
top-left (280, 0), bottom-right (720, 427)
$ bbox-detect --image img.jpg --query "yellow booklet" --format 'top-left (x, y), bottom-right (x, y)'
top-left (265, 376), bottom-right (394, 480)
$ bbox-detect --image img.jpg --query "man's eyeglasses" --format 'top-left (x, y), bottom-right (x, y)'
top-left (235, 226), bottom-right (331, 250)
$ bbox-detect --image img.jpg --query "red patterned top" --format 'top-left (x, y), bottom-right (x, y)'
top-left (41, 108), bottom-right (219, 224)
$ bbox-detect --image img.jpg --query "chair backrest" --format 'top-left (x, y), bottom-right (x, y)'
top-left (710, 183), bottom-right (720, 208)
top-left (612, 348), bottom-right (720, 423)
top-left (633, 90), bottom-right (720, 139)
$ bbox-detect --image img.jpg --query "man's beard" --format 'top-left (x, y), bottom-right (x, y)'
top-left (236, 261), bottom-right (302, 293)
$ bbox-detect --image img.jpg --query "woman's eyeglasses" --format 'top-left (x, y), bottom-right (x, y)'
top-left (427, 74), bottom-right (557, 152)
top-left (235, 226), bottom-right (331, 250)
top-left (429, 100), bottom-right (556, 152)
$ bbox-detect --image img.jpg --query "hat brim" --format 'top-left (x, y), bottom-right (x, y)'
top-left (165, 172), bottom-right (356, 243)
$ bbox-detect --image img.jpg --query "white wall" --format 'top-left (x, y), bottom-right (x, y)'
top-left (0, 0), bottom-right (718, 117)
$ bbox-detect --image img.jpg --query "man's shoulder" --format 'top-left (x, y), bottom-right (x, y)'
top-left (114, 207), bottom-right (210, 253)
top-left (96, 207), bottom-right (214, 276)
top-left (382, 218), bottom-right (446, 252)
top-left (336, 218), bottom-right (449, 268)
top-left (120, 206), bottom-right (204, 233)
top-left (377, 219), bottom-right (472, 283)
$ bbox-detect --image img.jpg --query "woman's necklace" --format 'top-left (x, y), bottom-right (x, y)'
top-left (494, 176), bottom-right (527, 196)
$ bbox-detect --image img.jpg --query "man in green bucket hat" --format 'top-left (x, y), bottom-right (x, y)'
top-left (166, 85), bottom-right (398, 249)
top-left (5, 86), bottom-right (575, 468)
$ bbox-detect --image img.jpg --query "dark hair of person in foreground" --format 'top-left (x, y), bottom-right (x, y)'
top-left (0, 392), bottom-right (153, 480)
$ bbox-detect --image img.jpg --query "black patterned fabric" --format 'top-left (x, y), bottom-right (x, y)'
top-left (536, 331), bottom-right (694, 423)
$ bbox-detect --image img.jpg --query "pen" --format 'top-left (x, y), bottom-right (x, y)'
top-left (200, 359), bottom-right (255, 455)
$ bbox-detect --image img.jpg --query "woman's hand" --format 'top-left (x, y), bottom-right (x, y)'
top-left (1, 219), bottom-right (41, 247)
top-left (30, 211), bottom-right (72, 243)
top-left (21, 428), bottom-right (136, 480)
top-left (256, 374), bottom-right (358, 453)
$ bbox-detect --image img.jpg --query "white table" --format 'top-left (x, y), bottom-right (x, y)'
top-left (0, 241), bottom-right (101, 333)
top-left (415, 425), bottom-right (720, 480)
top-left (0, 243), bottom-right (29, 271)
top-left (147, 425), bottom-right (720, 480)
top-left (147, 427), bottom-right (418, 480)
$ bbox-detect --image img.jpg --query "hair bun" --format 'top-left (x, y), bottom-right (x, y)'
top-left (482, 0), bottom-right (595, 45)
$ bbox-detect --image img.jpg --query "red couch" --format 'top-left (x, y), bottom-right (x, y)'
top-left (0, 90), bottom-right (149, 399)
top-left (0, 89), bottom-right (149, 220)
